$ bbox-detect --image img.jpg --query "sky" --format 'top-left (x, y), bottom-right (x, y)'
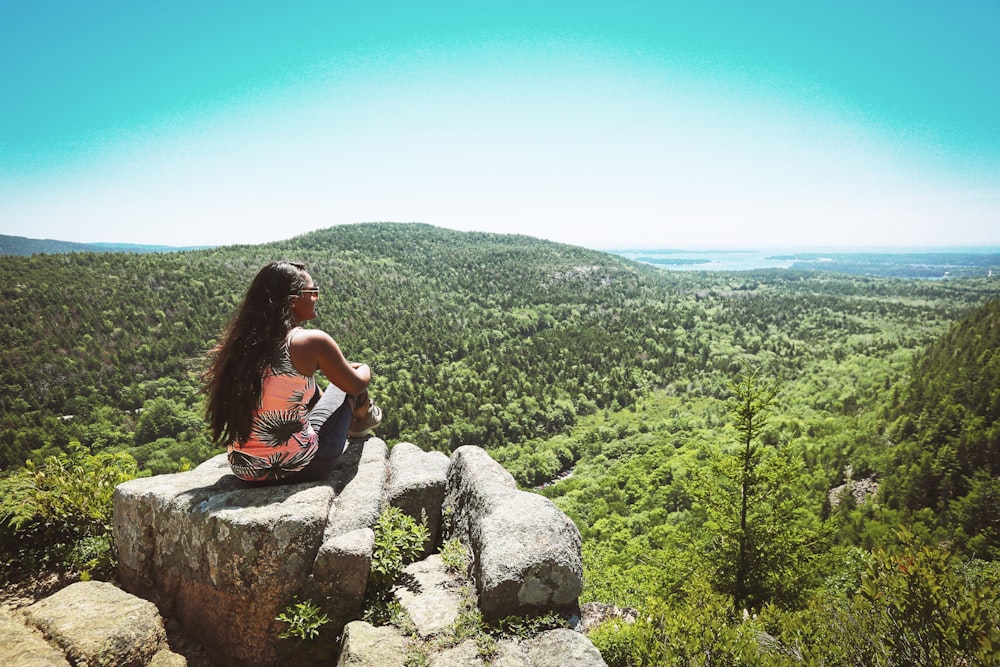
top-left (1, 1), bottom-right (998, 250)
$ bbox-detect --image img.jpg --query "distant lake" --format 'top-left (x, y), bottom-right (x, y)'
top-left (607, 249), bottom-right (796, 272)
top-left (605, 248), bottom-right (1000, 278)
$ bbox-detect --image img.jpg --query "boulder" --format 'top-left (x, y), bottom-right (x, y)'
top-left (444, 446), bottom-right (583, 620)
top-left (521, 629), bottom-right (609, 667)
top-left (335, 621), bottom-right (408, 667)
top-left (428, 639), bottom-right (487, 667)
top-left (0, 608), bottom-right (71, 667)
top-left (385, 442), bottom-right (450, 555)
top-left (113, 438), bottom-right (389, 667)
top-left (427, 638), bottom-right (528, 667)
top-left (307, 527), bottom-right (375, 624)
top-left (20, 580), bottom-right (167, 667)
top-left (148, 649), bottom-right (189, 667)
top-left (111, 441), bottom-right (593, 665)
top-left (393, 554), bottom-right (464, 638)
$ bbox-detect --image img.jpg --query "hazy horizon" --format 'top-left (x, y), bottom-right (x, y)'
top-left (2, 2), bottom-right (998, 249)
top-left (4, 226), bottom-right (999, 256)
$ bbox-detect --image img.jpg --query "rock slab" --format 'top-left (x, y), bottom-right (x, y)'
top-left (111, 441), bottom-right (593, 665)
top-left (0, 608), bottom-right (71, 667)
top-left (385, 442), bottom-right (450, 556)
top-left (444, 446), bottom-right (583, 620)
top-left (20, 580), bottom-right (168, 667)
top-left (113, 438), bottom-right (388, 667)
top-left (394, 554), bottom-right (465, 638)
top-left (336, 621), bottom-right (408, 667)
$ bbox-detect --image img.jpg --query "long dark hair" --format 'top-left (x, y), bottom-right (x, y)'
top-left (203, 260), bottom-right (309, 445)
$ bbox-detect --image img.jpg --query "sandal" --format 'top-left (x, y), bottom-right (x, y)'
top-left (349, 403), bottom-right (383, 437)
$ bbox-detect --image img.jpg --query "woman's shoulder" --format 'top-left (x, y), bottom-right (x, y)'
top-left (289, 327), bottom-right (337, 347)
top-left (287, 327), bottom-right (342, 373)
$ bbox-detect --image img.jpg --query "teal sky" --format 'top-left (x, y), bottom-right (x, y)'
top-left (1, 1), bottom-right (997, 248)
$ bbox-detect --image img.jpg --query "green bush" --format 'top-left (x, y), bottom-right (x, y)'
top-left (755, 529), bottom-right (1000, 666)
top-left (364, 505), bottom-right (430, 623)
top-left (589, 577), bottom-right (760, 667)
top-left (439, 536), bottom-right (470, 575)
top-left (840, 530), bottom-right (998, 666)
top-left (0, 441), bottom-right (137, 581)
top-left (276, 598), bottom-right (331, 641)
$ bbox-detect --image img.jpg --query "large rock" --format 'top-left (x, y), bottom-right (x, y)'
top-left (335, 621), bottom-right (408, 667)
top-left (0, 608), bottom-right (71, 667)
top-left (444, 446), bottom-right (583, 620)
top-left (111, 440), bottom-right (593, 665)
top-left (113, 438), bottom-right (389, 667)
top-left (393, 554), bottom-right (464, 638)
top-left (385, 442), bottom-right (450, 555)
top-left (306, 526), bottom-right (375, 627)
top-left (19, 580), bottom-right (167, 667)
top-left (521, 629), bottom-right (609, 667)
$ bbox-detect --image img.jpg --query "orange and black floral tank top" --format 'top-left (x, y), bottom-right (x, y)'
top-left (227, 329), bottom-right (318, 481)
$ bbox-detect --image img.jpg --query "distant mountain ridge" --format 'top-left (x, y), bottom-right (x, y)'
top-left (0, 234), bottom-right (213, 256)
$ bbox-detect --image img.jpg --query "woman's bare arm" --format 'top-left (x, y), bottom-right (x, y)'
top-left (288, 328), bottom-right (370, 395)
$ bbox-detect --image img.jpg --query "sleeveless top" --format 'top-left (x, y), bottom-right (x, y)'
top-left (227, 329), bottom-right (319, 481)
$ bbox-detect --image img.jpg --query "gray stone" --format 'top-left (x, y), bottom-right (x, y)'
top-left (113, 438), bottom-right (390, 667)
top-left (148, 648), bottom-right (189, 667)
top-left (325, 438), bottom-right (389, 538)
top-left (335, 620), bottom-right (408, 667)
top-left (394, 554), bottom-right (464, 638)
top-left (579, 601), bottom-right (637, 633)
top-left (309, 527), bottom-right (375, 625)
top-left (428, 639), bottom-right (485, 667)
top-left (386, 442), bottom-right (450, 555)
top-left (444, 446), bottom-right (583, 620)
top-left (492, 640), bottom-right (532, 667)
top-left (110, 439), bottom-right (600, 665)
top-left (521, 629), bottom-right (609, 667)
top-left (0, 608), bottom-right (70, 667)
top-left (20, 580), bottom-right (167, 667)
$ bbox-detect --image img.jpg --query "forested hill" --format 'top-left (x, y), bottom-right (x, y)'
top-left (1, 222), bottom-right (670, 470)
top-left (3, 222), bottom-right (1000, 662)
top-left (1, 222), bottom-right (997, 476)
top-left (880, 296), bottom-right (1000, 557)
top-left (0, 233), bottom-right (209, 256)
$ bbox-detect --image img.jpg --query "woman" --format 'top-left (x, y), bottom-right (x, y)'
top-left (203, 260), bottom-right (382, 483)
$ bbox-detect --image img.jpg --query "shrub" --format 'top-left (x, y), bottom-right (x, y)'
top-left (439, 536), bottom-right (470, 575)
top-left (364, 505), bottom-right (430, 623)
top-left (842, 529), bottom-right (998, 666)
top-left (589, 577), bottom-right (760, 667)
top-left (276, 598), bottom-right (331, 641)
top-left (0, 441), bottom-right (137, 581)
top-left (765, 529), bottom-right (1000, 666)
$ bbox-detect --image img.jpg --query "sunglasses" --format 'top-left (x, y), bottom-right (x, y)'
top-left (299, 288), bottom-right (319, 296)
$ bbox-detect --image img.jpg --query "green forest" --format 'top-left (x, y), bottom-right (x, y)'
top-left (1, 223), bottom-right (998, 665)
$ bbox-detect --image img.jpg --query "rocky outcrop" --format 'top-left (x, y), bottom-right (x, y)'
top-left (114, 439), bottom-right (386, 667)
top-left (335, 621), bottom-right (409, 667)
top-left (383, 555), bottom-right (607, 667)
top-left (394, 555), bottom-right (465, 638)
top-left (384, 442), bottom-right (450, 557)
top-left (828, 466), bottom-right (878, 508)
top-left (12, 580), bottom-right (180, 667)
top-left (0, 607), bottom-right (72, 667)
top-left (110, 439), bottom-right (588, 667)
top-left (336, 621), bottom-right (609, 667)
top-left (444, 446), bottom-right (583, 620)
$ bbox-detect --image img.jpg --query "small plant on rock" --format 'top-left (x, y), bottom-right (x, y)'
top-left (276, 598), bottom-right (331, 641)
top-left (439, 536), bottom-right (470, 575)
top-left (364, 505), bottom-right (430, 624)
